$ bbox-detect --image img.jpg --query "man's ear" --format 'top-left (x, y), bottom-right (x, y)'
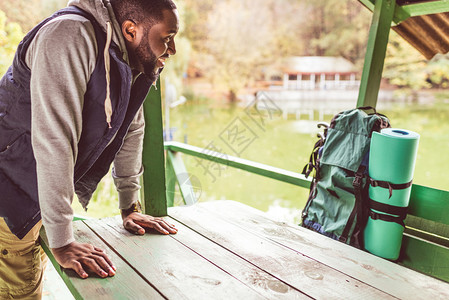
top-left (122, 20), bottom-right (138, 45)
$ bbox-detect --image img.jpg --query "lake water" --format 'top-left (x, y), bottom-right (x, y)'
top-left (73, 91), bottom-right (449, 224)
top-left (162, 91), bottom-right (449, 224)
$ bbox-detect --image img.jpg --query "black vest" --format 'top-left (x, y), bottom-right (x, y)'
top-left (0, 7), bottom-right (152, 239)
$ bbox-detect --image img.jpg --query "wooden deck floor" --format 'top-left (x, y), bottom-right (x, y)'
top-left (41, 200), bottom-right (449, 299)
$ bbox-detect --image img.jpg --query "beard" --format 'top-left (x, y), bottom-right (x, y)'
top-left (134, 33), bottom-right (161, 83)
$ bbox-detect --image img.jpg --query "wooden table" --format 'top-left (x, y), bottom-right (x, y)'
top-left (41, 200), bottom-right (449, 299)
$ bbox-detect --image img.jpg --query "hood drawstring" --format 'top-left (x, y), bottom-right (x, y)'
top-left (104, 21), bottom-right (113, 128)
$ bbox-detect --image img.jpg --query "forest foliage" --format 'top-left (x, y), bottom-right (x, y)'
top-left (1, 0), bottom-right (449, 97)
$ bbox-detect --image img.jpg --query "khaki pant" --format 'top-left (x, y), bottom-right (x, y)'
top-left (0, 218), bottom-right (47, 300)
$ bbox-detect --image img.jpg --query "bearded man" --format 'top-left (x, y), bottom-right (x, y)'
top-left (0, 0), bottom-right (179, 298)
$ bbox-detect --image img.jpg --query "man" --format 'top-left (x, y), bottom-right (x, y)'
top-left (0, 0), bottom-right (179, 298)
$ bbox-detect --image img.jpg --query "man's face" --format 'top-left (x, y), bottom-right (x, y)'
top-left (131, 9), bottom-right (179, 81)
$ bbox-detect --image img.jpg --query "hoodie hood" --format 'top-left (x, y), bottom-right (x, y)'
top-left (68, 0), bottom-right (132, 128)
top-left (67, 0), bottom-right (129, 63)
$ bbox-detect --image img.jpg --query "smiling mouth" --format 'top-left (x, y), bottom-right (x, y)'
top-left (157, 57), bottom-right (167, 68)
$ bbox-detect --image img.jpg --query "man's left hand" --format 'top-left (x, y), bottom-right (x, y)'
top-left (121, 211), bottom-right (178, 235)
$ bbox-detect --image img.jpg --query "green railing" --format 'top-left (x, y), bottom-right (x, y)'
top-left (164, 140), bottom-right (312, 208)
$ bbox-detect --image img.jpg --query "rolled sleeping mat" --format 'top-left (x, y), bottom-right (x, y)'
top-left (364, 128), bottom-right (420, 260)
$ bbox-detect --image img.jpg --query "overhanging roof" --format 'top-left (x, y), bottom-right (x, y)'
top-left (359, 0), bottom-right (449, 59)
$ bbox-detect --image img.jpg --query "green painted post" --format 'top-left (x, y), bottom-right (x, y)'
top-left (357, 0), bottom-right (396, 108)
top-left (165, 152), bottom-right (176, 207)
top-left (141, 80), bottom-right (167, 216)
top-left (166, 150), bottom-right (197, 206)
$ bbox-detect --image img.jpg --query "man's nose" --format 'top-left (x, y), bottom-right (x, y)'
top-left (167, 39), bottom-right (176, 55)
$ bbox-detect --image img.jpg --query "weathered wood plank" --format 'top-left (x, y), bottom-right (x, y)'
top-left (166, 217), bottom-right (310, 299)
top-left (175, 201), bottom-right (449, 299)
top-left (84, 216), bottom-right (269, 300)
top-left (168, 204), bottom-right (396, 299)
top-left (40, 221), bottom-right (164, 300)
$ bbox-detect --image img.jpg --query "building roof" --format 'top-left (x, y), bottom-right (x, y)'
top-left (393, 12), bottom-right (449, 59)
top-left (282, 56), bottom-right (356, 75)
top-left (360, 0), bottom-right (449, 60)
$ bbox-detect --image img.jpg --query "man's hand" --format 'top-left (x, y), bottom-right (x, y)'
top-left (121, 211), bottom-right (178, 235)
top-left (51, 242), bottom-right (116, 279)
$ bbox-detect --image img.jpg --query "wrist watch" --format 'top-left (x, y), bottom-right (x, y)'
top-left (121, 201), bottom-right (142, 214)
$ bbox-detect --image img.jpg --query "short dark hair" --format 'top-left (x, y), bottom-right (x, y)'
top-left (110, 0), bottom-right (177, 27)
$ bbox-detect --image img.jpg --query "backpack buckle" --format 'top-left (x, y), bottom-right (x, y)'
top-left (369, 210), bottom-right (379, 220)
top-left (353, 173), bottom-right (363, 188)
top-left (301, 211), bottom-right (308, 219)
top-left (339, 236), bottom-right (347, 243)
top-left (369, 178), bottom-right (379, 187)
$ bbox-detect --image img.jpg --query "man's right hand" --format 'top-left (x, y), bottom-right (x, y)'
top-left (51, 241), bottom-right (116, 279)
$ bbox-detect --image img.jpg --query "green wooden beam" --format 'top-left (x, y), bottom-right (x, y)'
top-left (164, 141), bottom-right (311, 189)
top-left (394, 0), bottom-right (449, 24)
top-left (165, 154), bottom-right (176, 207)
top-left (408, 184), bottom-right (449, 225)
top-left (141, 80), bottom-right (167, 217)
top-left (166, 150), bottom-right (198, 205)
top-left (357, 0), bottom-right (396, 108)
top-left (393, 3), bottom-right (411, 24)
top-left (358, 0), bottom-right (408, 25)
top-left (359, 0), bottom-right (376, 12)
top-left (400, 233), bottom-right (449, 283)
top-left (359, 0), bottom-right (449, 25)
top-left (404, 222), bottom-right (449, 247)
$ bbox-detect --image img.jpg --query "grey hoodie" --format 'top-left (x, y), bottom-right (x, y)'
top-left (26, 0), bottom-right (145, 248)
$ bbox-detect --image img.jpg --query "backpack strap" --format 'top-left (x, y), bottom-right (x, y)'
top-left (342, 165), bottom-right (368, 247)
top-left (368, 199), bottom-right (408, 227)
top-left (302, 138), bottom-right (324, 178)
top-left (302, 122), bottom-right (328, 178)
top-left (301, 123), bottom-right (328, 221)
top-left (369, 178), bottom-right (413, 198)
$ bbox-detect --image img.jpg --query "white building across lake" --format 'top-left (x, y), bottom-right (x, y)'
top-left (251, 56), bottom-right (393, 120)
top-left (279, 56), bottom-right (360, 90)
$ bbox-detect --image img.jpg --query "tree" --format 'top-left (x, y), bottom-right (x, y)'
top-left (191, 0), bottom-right (307, 102)
top-left (0, 0), bottom-right (42, 32)
top-left (0, 10), bottom-right (24, 76)
top-left (161, 0), bottom-right (192, 97)
top-left (301, 0), bottom-right (372, 66)
top-left (426, 54), bottom-right (449, 88)
top-left (383, 31), bottom-right (430, 90)
top-left (203, 0), bottom-right (274, 101)
top-left (0, 0), bottom-right (68, 77)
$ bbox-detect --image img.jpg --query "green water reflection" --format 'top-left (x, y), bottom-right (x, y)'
top-left (166, 94), bottom-right (449, 224)
top-left (74, 92), bottom-right (449, 222)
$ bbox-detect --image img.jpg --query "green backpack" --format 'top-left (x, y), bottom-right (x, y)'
top-left (301, 107), bottom-right (390, 248)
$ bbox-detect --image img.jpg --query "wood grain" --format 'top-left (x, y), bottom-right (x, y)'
top-left (174, 201), bottom-right (449, 299)
top-left (166, 217), bottom-right (311, 299)
top-left (168, 203), bottom-right (396, 299)
top-left (84, 216), bottom-right (269, 300)
top-left (41, 221), bottom-right (164, 300)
